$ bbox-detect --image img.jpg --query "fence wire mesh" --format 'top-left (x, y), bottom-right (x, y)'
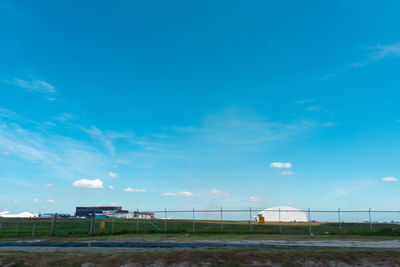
top-left (1, 209), bottom-right (400, 237)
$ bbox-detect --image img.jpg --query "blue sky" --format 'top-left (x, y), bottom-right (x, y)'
top-left (1, 0), bottom-right (400, 215)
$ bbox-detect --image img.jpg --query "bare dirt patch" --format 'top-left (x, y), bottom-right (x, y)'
top-left (1, 249), bottom-right (400, 266)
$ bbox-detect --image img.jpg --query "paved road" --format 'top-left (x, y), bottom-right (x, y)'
top-left (1, 240), bottom-right (400, 250)
top-left (0, 241), bottom-right (328, 249)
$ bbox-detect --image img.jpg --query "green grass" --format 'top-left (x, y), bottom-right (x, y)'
top-left (1, 218), bottom-right (400, 239)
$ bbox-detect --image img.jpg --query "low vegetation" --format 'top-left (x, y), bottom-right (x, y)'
top-left (1, 218), bottom-right (400, 239)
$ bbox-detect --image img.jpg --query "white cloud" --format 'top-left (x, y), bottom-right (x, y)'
top-left (162, 191), bottom-right (201, 198)
top-left (1, 151), bottom-right (10, 155)
top-left (108, 172), bottom-right (118, 178)
top-left (3, 78), bottom-right (56, 93)
top-left (249, 196), bottom-right (260, 202)
top-left (382, 176), bottom-right (398, 182)
top-left (34, 198), bottom-right (39, 202)
top-left (44, 183), bottom-right (53, 187)
top-left (47, 199), bottom-right (55, 203)
top-left (282, 171), bottom-right (295, 175)
top-left (270, 162), bottom-right (292, 169)
top-left (124, 187), bottom-right (146, 193)
top-left (209, 189), bottom-right (229, 196)
top-left (72, 178), bottom-right (104, 189)
top-left (108, 185), bottom-right (114, 190)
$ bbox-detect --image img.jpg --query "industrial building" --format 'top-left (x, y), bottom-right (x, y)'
top-left (75, 206), bottom-right (154, 219)
top-left (256, 206), bottom-right (308, 222)
top-left (75, 206), bottom-right (126, 217)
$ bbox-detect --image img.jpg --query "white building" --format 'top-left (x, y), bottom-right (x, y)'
top-left (256, 206), bottom-right (308, 222)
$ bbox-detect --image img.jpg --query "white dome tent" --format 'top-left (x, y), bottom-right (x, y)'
top-left (256, 206), bottom-right (308, 222)
top-left (0, 211), bottom-right (38, 218)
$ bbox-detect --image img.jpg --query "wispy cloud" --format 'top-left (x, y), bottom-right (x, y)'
top-left (108, 185), bottom-right (114, 190)
top-left (3, 78), bottom-right (55, 93)
top-left (72, 178), bottom-right (104, 189)
top-left (0, 122), bottom-right (109, 180)
top-left (249, 196), bottom-right (260, 202)
top-left (209, 189), bottom-right (229, 196)
top-left (47, 199), bottom-right (55, 204)
top-left (282, 171), bottom-right (295, 175)
top-left (82, 126), bottom-right (117, 155)
top-left (82, 126), bottom-right (134, 155)
top-left (368, 43), bottom-right (400, 61)
top-left (44, 183), bottom-right (53, 187)
top-left (296, 99), bottom-right (316, 104)
top-left (306, 106), bottom-right (325, 112)
top-left (162, 191), bottom-right (200, 198)
top-left (323, 42), bottom-right (400, 79)
top-left (172, 107), bottom-right (331, 148)
top-left (124, 187), bottom-right (146, 193)
top-left (382, 176), bottom-right (398, 182)
top-left (108, 172), bottom-right (118, 178)
top-left (349, 43), bottom-right (400, 68)
top-left (53, 113), bottom-right (73, 122)
top-left (270, 162), bottom-right (292, 169)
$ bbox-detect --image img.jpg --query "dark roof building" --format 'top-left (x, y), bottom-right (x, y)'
top-left (75, 206), bottom-right (126, 217)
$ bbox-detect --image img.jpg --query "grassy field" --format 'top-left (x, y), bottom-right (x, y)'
top-left (1, 218), bottom-right (400, 239)
top-left (2, 249), bottom-right (400, 266)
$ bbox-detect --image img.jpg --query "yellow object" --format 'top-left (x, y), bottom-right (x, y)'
top-left (258, 216), bottom-right (265, 224)
top-left (99, 220), bottom-right (105, 229)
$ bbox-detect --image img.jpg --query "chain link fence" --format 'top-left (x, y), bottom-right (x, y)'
top-left (1, 208), bottom-right (400, 237)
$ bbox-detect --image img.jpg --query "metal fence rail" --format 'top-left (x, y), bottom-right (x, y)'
top-left (1, 208), bottom-right (400, 237)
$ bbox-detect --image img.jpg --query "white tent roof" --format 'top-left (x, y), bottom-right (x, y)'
top-left (257, 206), bottom-right (308, 222)
top-left (0, 211), bottom-right (38, 218)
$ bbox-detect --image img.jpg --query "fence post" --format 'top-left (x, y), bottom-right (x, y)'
top-left (249, 207), bottom-right (252, 233)
top-left (220, 207), bottom-right (223, 232)
top-left (308, 208), bottom-right (312, 235)
top-left (192, 208), bottom-right (195, 233)
top-left (111, 217), bottom-right (115, 234)
top-left (278, 207), bottom-right (282, 234)
top-left (369, 208), bottom-right (373, 233)
top-left (338, 208), bottom-right (342, 234)
top-left (90, 213), bottom-right (96, 235)
top-left (15, 221), bottom-right (19, 235)
top-left (32, 221), bottom-right (35, 237)
top-left (136, 209), bottom-right (139, 234)
top-left (164, 208), bottom-right (167, 233)
top-left (51, 214), bottom-right (57, 236)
